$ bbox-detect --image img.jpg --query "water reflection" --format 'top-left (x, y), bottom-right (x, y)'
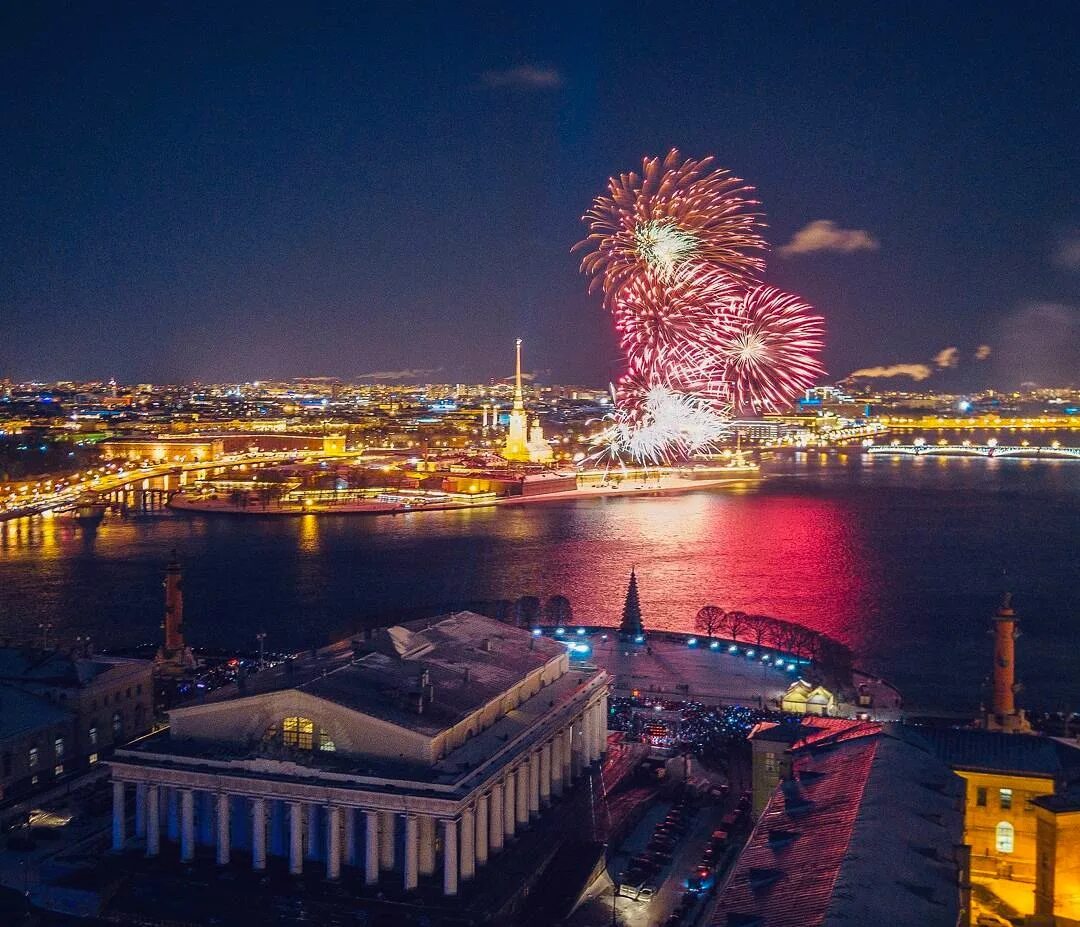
top-left (0, 450), bottom-right (1076, 711)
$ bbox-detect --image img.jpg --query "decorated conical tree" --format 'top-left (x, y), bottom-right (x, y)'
top-left (619, 568), bottom-right (645, 639)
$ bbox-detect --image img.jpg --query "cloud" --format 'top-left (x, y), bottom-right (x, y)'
top-left (355, 367), bottom-right (443, 381)
top-left (778, 220), bottom-right (880, 257)
top-left (974, 344), bottom-right (992, 361)
top-left (1053, 236), bottom-right (1080, 270)
top-left (847, 364), bottom-right (933, 381)
top-left (481, 65), bottom-right (563, 90)
top-left (993, 302), bottom-right (1079, 387)
top-left (933, 346), bottom-right (959, 369)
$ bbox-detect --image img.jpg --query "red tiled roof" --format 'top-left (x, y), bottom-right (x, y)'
top-left (713, 721), bottom-right (881, 927)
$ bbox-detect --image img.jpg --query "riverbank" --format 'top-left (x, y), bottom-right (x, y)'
top-left (167, 470), bottom-right (763, 517)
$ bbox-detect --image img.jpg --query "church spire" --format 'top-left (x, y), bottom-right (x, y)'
top-left (513, 337), bottom-right (524, 411)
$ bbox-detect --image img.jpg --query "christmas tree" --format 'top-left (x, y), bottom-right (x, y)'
top-left (619, 568), bottom-right (645, 639)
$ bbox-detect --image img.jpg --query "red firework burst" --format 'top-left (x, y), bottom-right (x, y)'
top-left (576, 148), bottom-right (767, 300)
top-left (711, 285), bottom-right (826, 414)
top-left (611, 264), bottom-right (738, 380)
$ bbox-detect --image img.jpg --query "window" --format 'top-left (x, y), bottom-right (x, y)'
top-left (999, 788), bottom-right (1013, 810)
top-left (136, 684), bottom-right (142, 695)
top-left (54, 764), bottom-right (64, 777)
top-left (763, 752), bottom-right (781, 776)
top-left (89, 753), bottom-right (98, 766)
top-left (88, 726), bottom-right (98, 747)
top-left (54, 737), bottom-right (65, 761)
top-left (976, 787), bottom-right (987, 807)
top-left (126, 687), bottom-right (132, 699)
top-left (996, 821), bottom-right (1015, 853)
top-left (271, 717), bottom-right (334, 752)
top-left (282, 717), bottom-right (314, 751)
top-left (112, 712), bottom-right (123, 738)
top-left (28, 747), bottom-right (38, 769)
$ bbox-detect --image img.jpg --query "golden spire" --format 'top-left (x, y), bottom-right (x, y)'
top-left (513, 338), bottom-right (524, 411)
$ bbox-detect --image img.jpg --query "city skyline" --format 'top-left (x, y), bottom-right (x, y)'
top-left (2, 4), bottom-right (1078, 389)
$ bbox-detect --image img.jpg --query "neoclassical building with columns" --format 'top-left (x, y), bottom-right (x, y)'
top-left (108, 612), bottom-right (610, 897)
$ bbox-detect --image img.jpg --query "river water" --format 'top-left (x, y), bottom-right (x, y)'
top-left (0, 439), bottom-right (1077, 712)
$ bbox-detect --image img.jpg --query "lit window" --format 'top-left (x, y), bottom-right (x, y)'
top-left (112, 712), bottom-right (123, 737)
top-left (54, 764), bottom-right (64, 777)
top-left (282, 717), bottom-right (314, 751)
top-left (999, 788), bottom-right (1013, 810)
top-left (28, 747), bottom-right (38, 769)
top-left (996, 821), bottom-right (1015, 853)
top-left (89, 753), bottom-right (99, 765)
top-left (88, 726), bottom-right (98, 747)
top-left (976, 787), bottom-right (987, 807)
top-left (54, 737), bottom-right (65, 761)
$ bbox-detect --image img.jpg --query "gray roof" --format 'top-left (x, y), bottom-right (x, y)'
top-left (195, 612), bottom-right (567, 737)
top-left (911, 726), bottom-right (1080, 780)
top-left (0, 647), bottom-right (126, 687)
top-left (0, 684), bottom-right (71, 740)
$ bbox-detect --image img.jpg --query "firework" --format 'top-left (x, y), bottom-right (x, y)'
top-left (576, 151), bottom-right (827, 465)
top-left (611, 264), bottom-right (738, 380)
top-left (712, 285), bottom-right (825, 414)
top-left (593, 381), bottom-right (730, 466)
top-left (577, 149), bottom-right (767, 298)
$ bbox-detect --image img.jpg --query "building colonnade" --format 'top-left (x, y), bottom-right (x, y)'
top-left (111, 694), bottom-right (608, 897)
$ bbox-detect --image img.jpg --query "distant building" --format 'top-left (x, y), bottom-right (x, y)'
top-left (716, 720), bottom-right (965, 927)
top-left (109, 612), bottom-right (609, 897)
top-left (0, 684), bottom-right (72, 806)
top-left (779, 679), bottom-right (836, 716)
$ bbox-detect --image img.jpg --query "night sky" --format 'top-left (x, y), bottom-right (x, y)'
top-left (2, 2), bottom-right (1078, 388)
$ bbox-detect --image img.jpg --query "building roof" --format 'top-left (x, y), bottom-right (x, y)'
top-left (190, 611), bottom-right (568, 738)
top-left (911, 726), bottom-right (1080, 780)
top-left (0, 647), bottom-right (138, 687)
top-left (0, 684), bottom-right (71, 740)
top-left (714, 722), bottom-right (962, 927)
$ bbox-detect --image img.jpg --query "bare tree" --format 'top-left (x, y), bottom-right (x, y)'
top-left (744, 614), bottom-right (774, 648)
top-left (694, 605), bottom-right (726, 639)
top-left (725, 610), bottom-right (750, 643)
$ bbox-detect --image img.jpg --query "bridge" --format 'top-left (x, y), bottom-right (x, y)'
top-left (867, 444), bottom-right (1079, 460)
top-left (0, 449), bottom-right (366, 522)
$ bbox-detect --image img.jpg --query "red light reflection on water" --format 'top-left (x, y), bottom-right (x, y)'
top-left (551, 490), bottom-right (875, 647)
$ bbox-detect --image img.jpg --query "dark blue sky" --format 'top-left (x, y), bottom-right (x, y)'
top-left (2, 2), bottom-right (1077, 387)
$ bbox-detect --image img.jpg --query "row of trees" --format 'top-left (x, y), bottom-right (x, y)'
top-left (694, 605), bottom-right (853, 684)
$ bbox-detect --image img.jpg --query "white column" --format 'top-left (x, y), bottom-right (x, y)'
top-left (326, 806), bottom-right (342, 881)
top-left (180, 790), bottom-right (195, 862)
top-left (135, 782), bottom-right (147, 838)
top-left (590, 703), bottom-right (601, 762)
top-left (552, 734), bottom-right (565, 797)
top-left (461, 806), bottom-right (476, 881)
top-left (364, 811), bottom-right (380, 886)
top-left (112, 781), bottom-right (126, 851)
top-left (288, 803), bottom-right (303, 875)
top-left (600, 692), bottom-right (609, 755)
top-left (419, 815), bottom-right (437, 877)
top-left (216, 793), bottom-right (231, 866)
top-left (251, 798), bottom-right (267, 871)
top-left (490, 781), bottom-right (505, 853)
top-left (403, 815), bottom-right (419, 891)
top-left (379, 810), bottom-right (395, 871)
top-left (540, 742), bottom-right (552, 806)
top-left (528, 751), bottom-right (541, 817)
top-left (442, 819), bottom-right (458, 897)
top-left (564, 726), bottom-right (575, 782)
top-left (145, 785), bottom-right (160, 857)
top-left (306, 803), bottom-right (320, 861)
top-left (571, 719), bottom-right (584, 778)
top-left (515, 764), bottom-right (529, 826)
top-left (504, 773), bottom-right (516, 839)
top-left (343, 807), bottom-right (357, 868)
top-left (475, 793), bottom-right (489, 867)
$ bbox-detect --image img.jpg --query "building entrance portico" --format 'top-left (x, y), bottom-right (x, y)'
top-left (109, 612), bottom-right (611, 899)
